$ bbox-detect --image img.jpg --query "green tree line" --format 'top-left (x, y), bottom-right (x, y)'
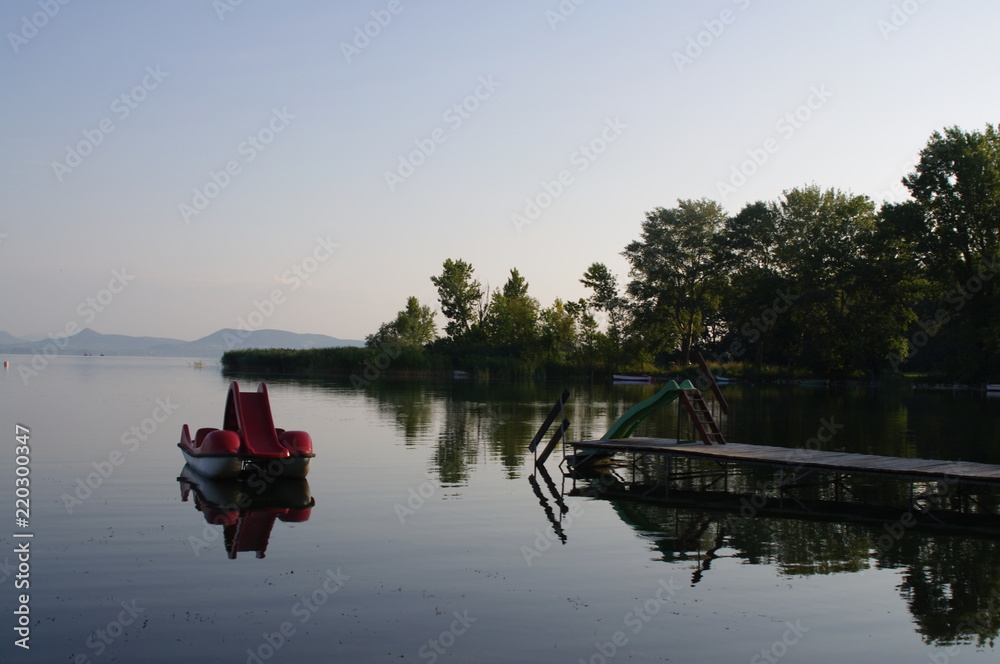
top-left (226, 124), bottom-right (1000, 381)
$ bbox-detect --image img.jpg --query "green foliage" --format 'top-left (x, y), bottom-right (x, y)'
top-left (430, 258), bottom-right (482, 339)
top-left (623, 198), bottom-right (729, 364)
top-left (482, 269), bottom-right (540, 353)
top-left (500, 267), bottom-right (528, 298)
top-left (715, 200), bottom-right (790, 368)
top-left (901, 125), bottom-right (1000, 378)
top-left (905, 125), bottom-right (1000, 277)
top-left (774, 186), bottom-right (889, 373)
top-left (227, 125), bottom-right (1000, 382)
top-left (539, 298), bottom-right (577, 362)
top-left (581, 262), bottom-right (629, 348)
top-left (366, 296), bottom-right (437, 350)
top-left (221, 346), bottom-right (432, 376)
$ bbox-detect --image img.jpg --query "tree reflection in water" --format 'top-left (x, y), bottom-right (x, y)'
top-left (245, 376), bottom-right (1000, 647)
top-left (595, 492), bottom-right (1000, 647)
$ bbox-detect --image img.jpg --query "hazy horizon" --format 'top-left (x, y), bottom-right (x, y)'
top-left (4, 1), bottom-right (999, 341)
top-left (0, 325), bottom-right (363, 344)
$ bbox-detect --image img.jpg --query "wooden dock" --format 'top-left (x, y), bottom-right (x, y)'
top-left (567, 437), bottom-right (1000, 486)
top-left (535, 360), bottom-right (1000, 536)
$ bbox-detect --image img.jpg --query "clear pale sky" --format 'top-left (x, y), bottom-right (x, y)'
top-left (2, 0), bottom-right (997, 341)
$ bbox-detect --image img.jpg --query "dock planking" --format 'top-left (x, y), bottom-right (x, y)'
top-left (568, 437), bottom-right (1000, 485)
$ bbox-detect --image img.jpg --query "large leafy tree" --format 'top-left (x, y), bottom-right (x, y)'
top-left (773, 185), bottom-right (919, 375)
top-left (902, 125), bottom-right (1000, 376)
top-left (366, 296), bottom-right (437, 350)
top-left (565, 299), bottom-right (601, 357)
top-left (581, 262), bottom-right (628, 348)
top-left (539, 298), bottom-right (578, 362)
top-left (483, 268), bottom-right (539, 351)
top-left (848, 208), bottom-right (924, 376)
top-left (715, 201), bottom-right (790, 367)
top-left (904, 125), bottom-right (1000, 277)
top-left (430, 258), bottom-right (483, 340)
top-left (775, 186), bottom-right (873, 370)
top-left (622, 199), bottom-right (728, 364)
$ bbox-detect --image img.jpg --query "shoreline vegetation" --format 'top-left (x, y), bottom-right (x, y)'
top-left (224, 125), bottom-right (1000, 385)
top-left (219, 346), bottom-right (984, 390)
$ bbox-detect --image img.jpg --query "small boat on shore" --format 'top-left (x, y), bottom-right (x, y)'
top-left (613, 374), bottom-right (654, 384)
top-left (178, 381), bottom-right (314, 480)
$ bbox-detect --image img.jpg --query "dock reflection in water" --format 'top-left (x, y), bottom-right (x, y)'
top-left (177, 465), bottom-right (315, 559)
top-left (556, 460), bottom-right (1000, 647)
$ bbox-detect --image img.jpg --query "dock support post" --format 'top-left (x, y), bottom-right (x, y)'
top-left (663, 453), bottom-right (671, 498)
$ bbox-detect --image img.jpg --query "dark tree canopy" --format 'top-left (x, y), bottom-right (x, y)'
top-left (359, 124), bottom-right (1000, 380)
top-left (430, 258), bottom-right (482, 340)
top-left (622, 199), bottom-right (728, 364)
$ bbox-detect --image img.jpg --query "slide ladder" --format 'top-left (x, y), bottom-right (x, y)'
top-left (695, 350), bottom-right (729, 415)
top-left (678, 389), bottom-right (726, 445)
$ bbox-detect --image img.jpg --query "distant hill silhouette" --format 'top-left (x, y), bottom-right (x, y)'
top-left (0, 328), bottom-right (363, 358)
top-left (0, 330), bottom-right (27, 345)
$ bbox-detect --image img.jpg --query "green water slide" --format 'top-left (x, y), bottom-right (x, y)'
top-left (602, 379), bottom-right (696, 440)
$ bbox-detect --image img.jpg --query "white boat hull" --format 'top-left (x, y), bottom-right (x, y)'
top-left (179, 448), bottom-right (244, 480)
top-left (180, 448), bottom-right (313, 480)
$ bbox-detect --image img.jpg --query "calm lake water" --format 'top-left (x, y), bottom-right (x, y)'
top-left (3, 357), bottom-right (1000, 663)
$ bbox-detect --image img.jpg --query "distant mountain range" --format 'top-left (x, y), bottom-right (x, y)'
top-left (0, 328), bottom-right (364, 358)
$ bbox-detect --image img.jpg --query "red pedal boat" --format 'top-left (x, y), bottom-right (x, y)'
top-left (179, 381), bottom-right (314, 479)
